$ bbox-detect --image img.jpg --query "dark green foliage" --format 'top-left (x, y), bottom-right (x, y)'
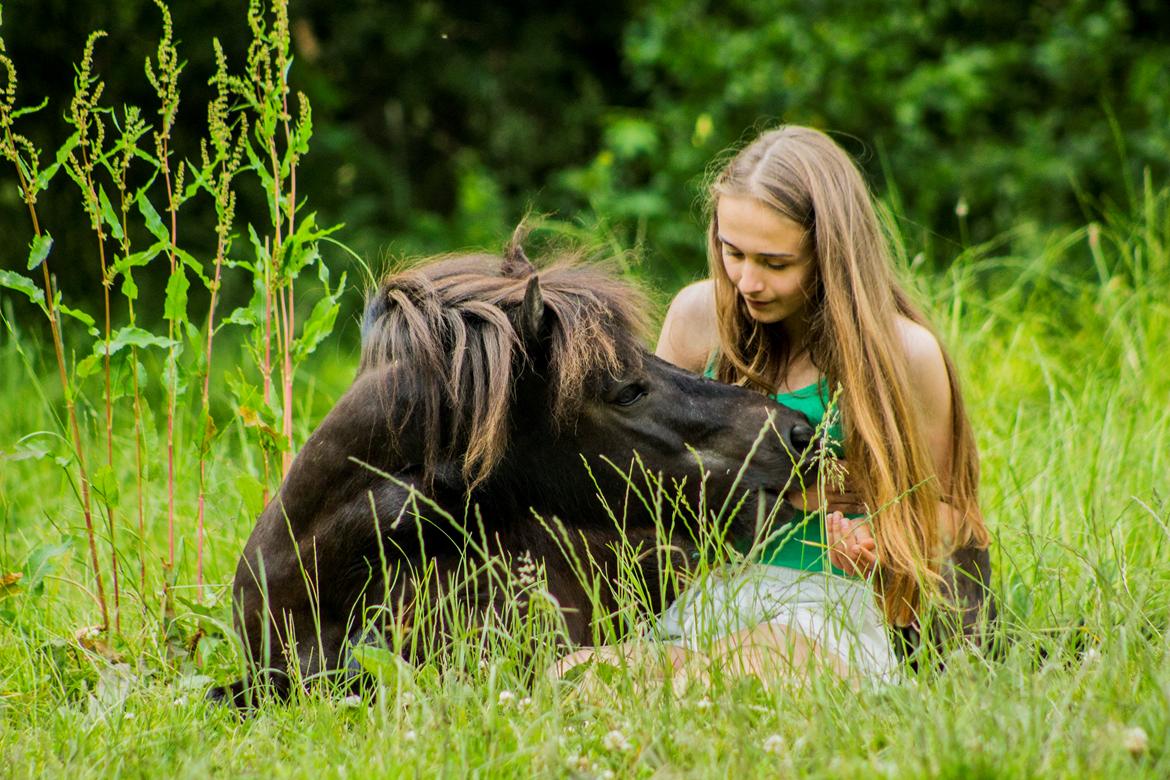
top-left (1, 0), bottom-right (1168, 300)
top-left (589, 0), bottom-right (1170, 276)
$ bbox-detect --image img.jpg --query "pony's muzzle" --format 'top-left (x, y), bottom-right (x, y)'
top-left (787, 422), bottom-right (815, 455)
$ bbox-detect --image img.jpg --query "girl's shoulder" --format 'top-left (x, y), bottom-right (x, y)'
top-left (892, 315), bottom-right (953, 424)
top-left (893, 316), bottom-right (947, 378)
top-left (655, 280), bottom-right (720, 373)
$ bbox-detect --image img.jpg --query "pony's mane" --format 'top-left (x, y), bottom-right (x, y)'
top-left (360, 244), bottom-right (651, 488)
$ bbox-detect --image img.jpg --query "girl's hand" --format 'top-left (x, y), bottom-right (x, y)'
top-left (826, 511), bottom-right (878, 578)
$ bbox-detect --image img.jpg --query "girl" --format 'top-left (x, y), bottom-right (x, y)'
top-left (559, 125), bottom-right (990, 683)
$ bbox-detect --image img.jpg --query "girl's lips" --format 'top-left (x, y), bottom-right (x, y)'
top-left (743, 298), bottom-right (770, 309)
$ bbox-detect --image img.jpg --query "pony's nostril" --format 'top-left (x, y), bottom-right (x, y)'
top-left (789, 423), bottom-right (815, 452)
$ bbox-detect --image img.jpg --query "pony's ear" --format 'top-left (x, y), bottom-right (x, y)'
top-left (520, 274), bottom-right (546, 345)
top-left (502, 241), bottom-right (537, 278)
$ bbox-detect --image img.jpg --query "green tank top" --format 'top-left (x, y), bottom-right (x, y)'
top-left (758, 378), bottom-right (853, 575)
top-left (705, 366), bottom-right (855, 576)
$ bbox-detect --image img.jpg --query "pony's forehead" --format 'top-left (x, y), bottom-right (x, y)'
top-left (362, 255), bottom-right (650, 341)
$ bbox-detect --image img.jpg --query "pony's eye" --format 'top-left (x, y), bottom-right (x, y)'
top-left (612, 383), bottom-right (647, 407)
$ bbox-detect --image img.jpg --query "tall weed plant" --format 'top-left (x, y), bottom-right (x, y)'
top-left (0, 0), bottom-right (348, 638)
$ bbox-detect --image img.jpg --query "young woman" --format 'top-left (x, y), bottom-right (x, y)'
top-left (557, 125), bottom-right (989, 683)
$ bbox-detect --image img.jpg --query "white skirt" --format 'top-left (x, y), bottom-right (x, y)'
top-left (649, 563), bottom-right (900, 681)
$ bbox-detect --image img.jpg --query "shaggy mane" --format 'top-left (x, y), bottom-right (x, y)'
top-left (360, 243), bottom-right (651, 487)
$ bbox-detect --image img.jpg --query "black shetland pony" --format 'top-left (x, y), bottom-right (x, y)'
top-left (210, 245), bottom-right (814, 704)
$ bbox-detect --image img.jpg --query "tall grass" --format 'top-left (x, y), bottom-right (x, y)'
top-left (1, 187), bottom-right (1166, 776)
top-left (2, 7), bottom-right (1169, 779)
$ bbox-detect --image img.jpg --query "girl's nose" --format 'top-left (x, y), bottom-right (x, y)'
top-left (737, 264), bottom-right (765, 294)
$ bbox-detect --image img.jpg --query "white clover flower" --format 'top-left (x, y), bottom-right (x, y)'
top-left (1123, 726), bottom-right (1149, 756)
top-left (498, 690), bottom-right (516, 705)
top-left (762, 734), bottom-right (785, 754)
top-left (567, 754), bottom-right (592, 772)
top-left (340, 694), bottom-right (363, 708)
top-left (600, 770), bottom-right (615, 780)
top-left (696, 697), bottom-right (712, 711)
top-left (602, 730), bottom-right (631, 752)
top-left (403, 729), bottom-right (417, 743)
top-left (519, 696), bottom-right (532, 708)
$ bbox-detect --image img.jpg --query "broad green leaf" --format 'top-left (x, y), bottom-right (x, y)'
top-left (235, 472), bottom-right (268, 518)
top-left (110, 352), bottom-right (149, 400)
top-left (198, 410), bottom-right (218, 456)
top-left (83, 327), bottom-right (175, 368)
top-left (173, 246), bottom-right (209, 285)
top-left (57, 302), bottom-right (99, 337)
top-left (283, 242), bottom-right (319, 280)
top-left (293, 290), bottom-right (342, 363)
top-left (137, 192), bottom-right (170, 243)
top-left (121, 270), bottom-right (138, 301)
top-left (0, 270), bottom-right (46, 309)
top-left (91, 464), bottom-right (120, 508)
top-left (32, 131), bottom-right (80, 192)
top-left (247, 223), bottom-right (270, 266)
top-left (114, 242), bottom-right (166, 274)
top-left (6, 440), bottom-right (54, 463)
top-left (223, 251), bottom-right (266, 331)
top-left (98, 185), bottom-right (125, 242)
top-left (106, 326), bottom-right (175, 354)
top-left (164, 267), bottom-right (189, 323)
top-left (27, 233), bottom-right (53, 271)
top-left (174, 597), bottom-right (233, 638)
top-left (242, 137), bottom-right (271, 190)
top-left (289, 212), bottom-right (342, 245)
top-left (77, 354), bottom-right (101, 377)
top-left (23, 543), bottom-right (72, 595)
top-left (292, 100), bottom-right (313, 157)
top-left (350, 644), bottom-right (413, 686)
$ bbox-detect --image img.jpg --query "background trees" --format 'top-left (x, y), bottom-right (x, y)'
top-left (3, 0), bottom-right (1168, 298)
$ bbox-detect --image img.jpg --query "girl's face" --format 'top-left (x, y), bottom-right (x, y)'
top-left (716, 194), bottom-right (816, 326)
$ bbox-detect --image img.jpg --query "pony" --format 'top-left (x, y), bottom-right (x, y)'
top-left (209, 244), bottom-right (815, 704)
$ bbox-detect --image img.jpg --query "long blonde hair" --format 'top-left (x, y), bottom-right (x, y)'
top-left (706, 126), bottom-right (989, 626)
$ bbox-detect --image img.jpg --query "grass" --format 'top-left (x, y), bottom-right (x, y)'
top-left (1, 187), bottom-right (1169, 778)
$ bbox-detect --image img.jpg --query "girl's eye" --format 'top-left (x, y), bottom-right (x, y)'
top-left (767, 263), bottom-right (789, 271)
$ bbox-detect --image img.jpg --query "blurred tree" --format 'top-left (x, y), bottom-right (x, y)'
top-left (0, 0), bottom-right (632, 310)
top-left (570, 0), bottom-right (1170, 278)
top-left (2, 0), bottom-right (1168, 305)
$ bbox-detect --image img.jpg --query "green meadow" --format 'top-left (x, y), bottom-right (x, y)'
top-left (3, 190), bottom-right (1168, 779)
top-left (2, 2), bottom-right (1169, 778)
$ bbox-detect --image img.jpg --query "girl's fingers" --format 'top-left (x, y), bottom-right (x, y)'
top-left (856, 548), bottom-right (878, 577)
